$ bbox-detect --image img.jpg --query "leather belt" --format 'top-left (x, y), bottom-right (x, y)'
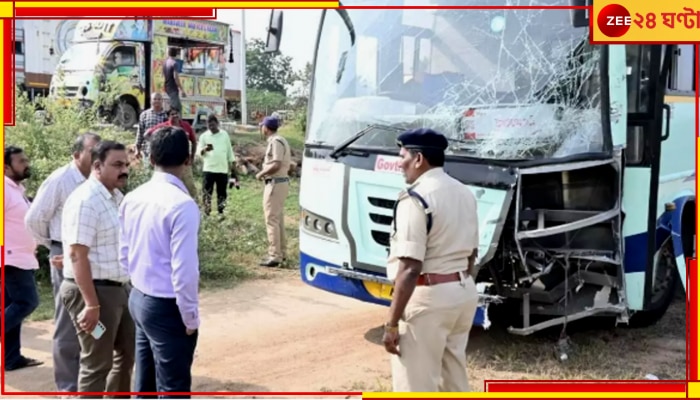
top-left (65, 278), bottom-right (126, 287)
top-left (416, 270), bottom-right (468, 286)
top-left (265, 177), bottom-right (289, 185)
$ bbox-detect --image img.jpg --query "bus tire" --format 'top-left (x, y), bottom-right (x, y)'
top-left (626, 238), bottom-right (679, 329)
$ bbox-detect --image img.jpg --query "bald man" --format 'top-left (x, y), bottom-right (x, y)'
top-left (135, 93), bottom-right (168, 160)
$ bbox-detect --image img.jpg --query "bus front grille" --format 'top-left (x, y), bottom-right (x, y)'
top-left (367, 196), bottom-right (395, 247)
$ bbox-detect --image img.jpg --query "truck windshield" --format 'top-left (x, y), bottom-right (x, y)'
top-left (307, 0), bottom-right (604, 161)
top-left (57, 42), bottom-right (112, 72)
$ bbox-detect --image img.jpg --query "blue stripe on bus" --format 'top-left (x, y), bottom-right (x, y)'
top-left (623, 229), bottom-right (669, 273)
top-left (623, 195), bottom-right (693, 273)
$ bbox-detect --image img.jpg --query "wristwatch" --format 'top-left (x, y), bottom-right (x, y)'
top-left (384, 322), bottom-right (399, 333)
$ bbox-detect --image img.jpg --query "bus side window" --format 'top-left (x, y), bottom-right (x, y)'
top-left (667, 44), bottom-right (695, 93)
top-left (625, 45), bottom-right (653, 165)
top-left (626, 45), bottom-right (652, 114)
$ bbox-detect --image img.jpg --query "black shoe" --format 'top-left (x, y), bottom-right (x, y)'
top-left (6, 356), bottom-right (43, 371)
top-left (259, 259), bottom-right (281, 267)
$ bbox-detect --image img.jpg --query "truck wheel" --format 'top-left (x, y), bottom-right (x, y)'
top-left (626, 238), bottom-right (679, 328)
top-left (114, 100), bottom-right (138, 130)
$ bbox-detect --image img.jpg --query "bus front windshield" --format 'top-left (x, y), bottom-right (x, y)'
top-left (307, 0), bottom-right (605, 161)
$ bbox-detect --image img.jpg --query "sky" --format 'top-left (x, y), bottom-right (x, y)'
top-left (216, 9), bottom-right (322, 72)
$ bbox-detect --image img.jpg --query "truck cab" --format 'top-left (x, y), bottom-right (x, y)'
top-left (49, 19), bottom-right (234, 129)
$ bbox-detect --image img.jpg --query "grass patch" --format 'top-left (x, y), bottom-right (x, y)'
top-left (28, 282), bottom-right (55, 322)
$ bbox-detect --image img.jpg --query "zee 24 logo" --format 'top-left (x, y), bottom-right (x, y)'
top-left (597, 3), bottom-right (660, 38)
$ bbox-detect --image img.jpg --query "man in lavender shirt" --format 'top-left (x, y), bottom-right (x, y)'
top-left (118, 126), bottom-right (200, 396)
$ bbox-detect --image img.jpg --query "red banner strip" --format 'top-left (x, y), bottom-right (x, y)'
top-left (15, 8), bottom-right (216, 18)
top-left (690, 256), bottom-right (698, 382)
top-left (4, 19), bottom-right (13, 126)
top-left (486, 382), bottom-right (687, 393)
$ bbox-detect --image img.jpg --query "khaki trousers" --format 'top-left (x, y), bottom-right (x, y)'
top-left (60, 280), bottom-right (135, 397)
top-left (263, 180), bottom-right (289, 261)
top-left (391, 275), bottom-right (479, 392)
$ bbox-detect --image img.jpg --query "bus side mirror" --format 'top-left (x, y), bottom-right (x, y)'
top-left (570, 0), bottom-right (591, 28)
top-left (228, 30), bottom-right (235, 63)
top-left (265, 10), bottom-right (284, 53)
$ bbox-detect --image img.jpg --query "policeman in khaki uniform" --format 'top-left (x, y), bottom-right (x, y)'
top-left (256, 116), bottom-right (292, 267)
top-left (382, 128), bottom-right (480, 392)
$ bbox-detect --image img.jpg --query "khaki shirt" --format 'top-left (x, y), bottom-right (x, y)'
top-left (263, 134), bottom-right (291, 178)
top-left (386, 167), bottom-right (479, 281)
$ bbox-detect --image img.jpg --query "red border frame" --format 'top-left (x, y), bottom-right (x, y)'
top-left (1, 2), bottom-right (696, 397)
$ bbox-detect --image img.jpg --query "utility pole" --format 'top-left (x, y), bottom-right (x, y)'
top-left (240, 9), bottom-right (248, 126)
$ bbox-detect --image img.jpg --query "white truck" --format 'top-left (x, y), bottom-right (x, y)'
top-left (15, 20), bottom-right (78, 100)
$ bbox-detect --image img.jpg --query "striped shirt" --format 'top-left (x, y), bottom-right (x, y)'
top-left (25, 161), bottom-right (86, 247)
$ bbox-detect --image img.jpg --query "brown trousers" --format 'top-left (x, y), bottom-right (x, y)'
top-left (60, 280), bottom-right (135, 397)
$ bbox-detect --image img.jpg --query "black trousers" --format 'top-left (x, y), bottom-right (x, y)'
top-left (202, 172), bottom-right (228, 215)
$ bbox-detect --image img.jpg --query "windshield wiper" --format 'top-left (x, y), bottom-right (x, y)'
top-left (328, 124), bottom-right (404, 160)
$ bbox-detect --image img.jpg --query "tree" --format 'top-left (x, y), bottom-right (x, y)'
top-left (245, 38), bottom-right (297, 95)
top-left (289, 61), bottom-right (312, 109)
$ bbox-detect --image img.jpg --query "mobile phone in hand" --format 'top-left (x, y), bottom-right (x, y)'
top-left (228, 178), bottom-right (240, 190)
top-left (91, 321), bottom-right (106, 340)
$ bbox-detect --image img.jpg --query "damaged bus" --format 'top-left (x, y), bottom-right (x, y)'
top-left (266, 1), bottom-right (695, 336)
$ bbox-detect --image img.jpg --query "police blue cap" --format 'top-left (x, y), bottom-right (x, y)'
top-left (259, 116), bottom-right (279, 130)
top-left (396, 128), bottom-right (448, 151)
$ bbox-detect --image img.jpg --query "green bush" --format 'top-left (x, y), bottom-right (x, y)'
top-left (7, 88), bottom-right (144, 196)
top-left (294, 106), bottom-right (307, 134)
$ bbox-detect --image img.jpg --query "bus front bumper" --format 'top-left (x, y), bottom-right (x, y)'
top-left (301, 252), bottom-right (503, 330)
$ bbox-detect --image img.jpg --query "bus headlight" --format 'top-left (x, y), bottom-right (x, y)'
top-left (301, 208), bottom-right (338, 240)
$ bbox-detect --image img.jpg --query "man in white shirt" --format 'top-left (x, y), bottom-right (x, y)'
top-left (25, 133), bottom-right (101, 393)
top-left (60, 140), bottom-right (134, 395)
top-left (4, 146), bottom-right (43, 371)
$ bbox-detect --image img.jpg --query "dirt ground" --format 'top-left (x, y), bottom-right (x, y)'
top-left (2, 274), bottom-right (687, 396)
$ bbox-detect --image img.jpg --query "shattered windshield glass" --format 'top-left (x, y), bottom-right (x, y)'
top-left (307, 0), bottom-right (605, 161)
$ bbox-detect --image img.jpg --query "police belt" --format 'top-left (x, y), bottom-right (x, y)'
top-left (416, 270), bottom-right (469, 286)
top-left (264, 177), bottom-right (289, 185)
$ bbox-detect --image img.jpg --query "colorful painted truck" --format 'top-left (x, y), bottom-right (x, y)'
top-left (49, 19), bottom-right (234, 128)
top-left (267, 1), bottom-right (695, 341)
